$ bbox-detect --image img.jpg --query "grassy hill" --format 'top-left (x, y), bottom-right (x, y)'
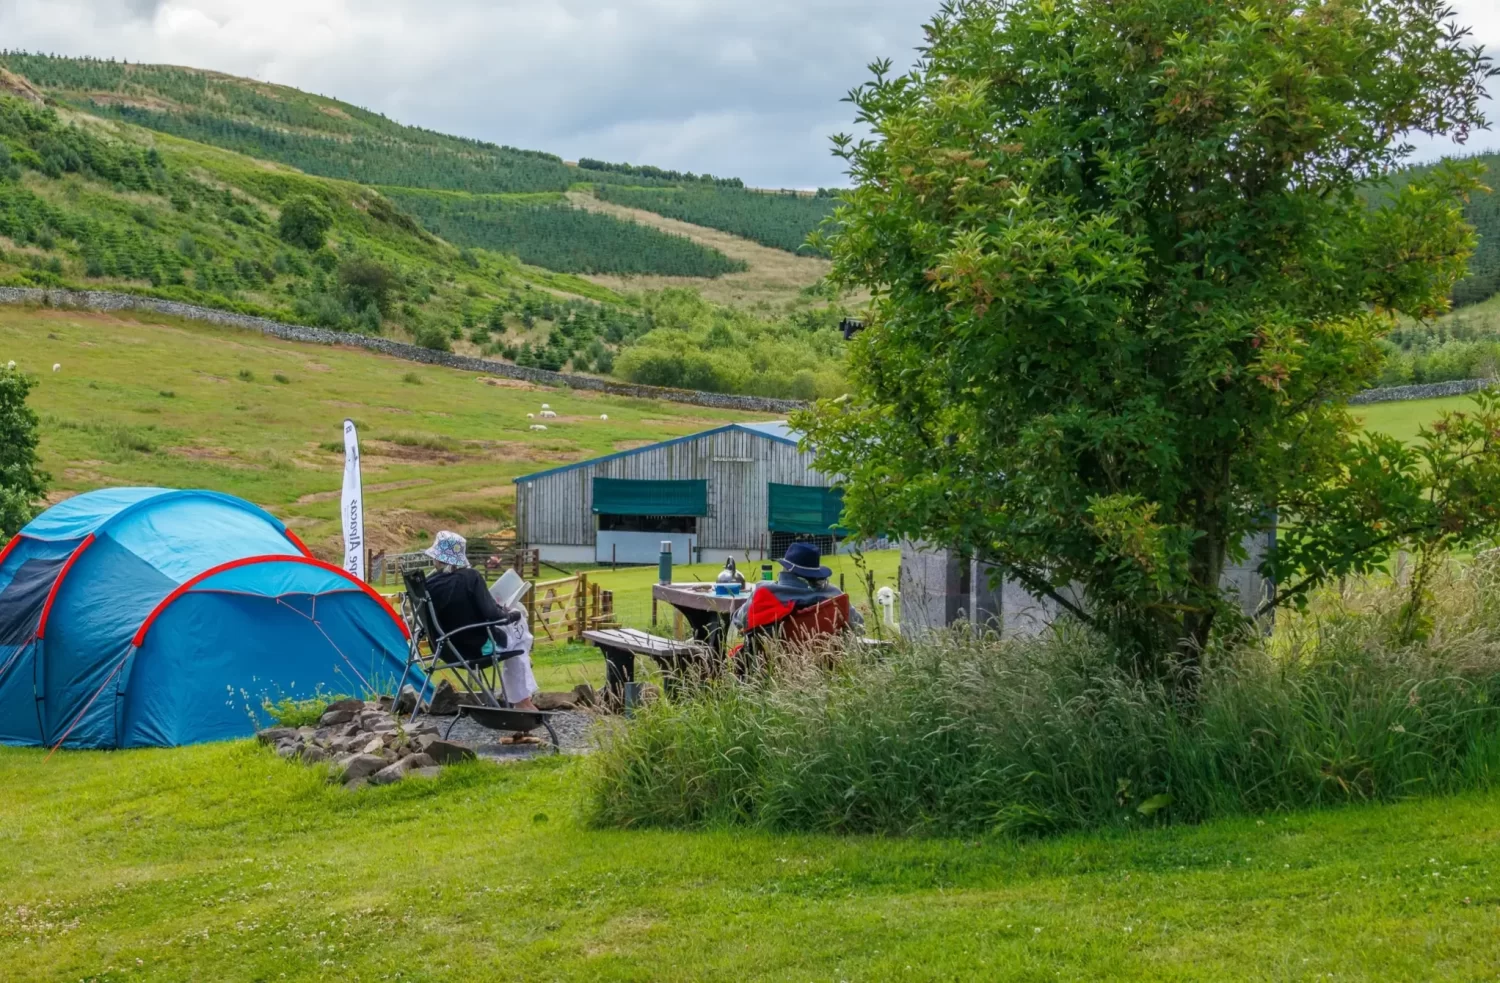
top-left (0, 52), bottom-right (836, 275)
top-left (0, 304), bottom-right (762, 555)
top-left (0, 86), bottom-right (850, 395)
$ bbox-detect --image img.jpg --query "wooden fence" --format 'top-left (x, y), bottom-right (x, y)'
top-left (369, 539), bottom-right (540, 586)
top-left (524, 574), bottom-right (616, 644)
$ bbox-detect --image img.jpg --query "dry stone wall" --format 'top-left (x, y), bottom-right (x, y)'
top-left (1347, 378), bottom-right (1496, 405)
top-left (0, 286), bottom-right (806, 414)
top-left (3, 285), bottom-right (1490, 409)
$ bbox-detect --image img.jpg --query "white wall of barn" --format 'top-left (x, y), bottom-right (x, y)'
top-left (515, 429), bottom-right (830, 552)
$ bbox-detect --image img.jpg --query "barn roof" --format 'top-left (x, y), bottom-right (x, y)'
top-left (513, 421), bottom-right (802, 484)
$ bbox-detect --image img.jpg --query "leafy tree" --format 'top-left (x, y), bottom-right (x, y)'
top-left (278, 195), bottom-right (333, 250)
top-left (337, 256), bottom-right (397, 315)
top-left (803, 0), bottom-right (1499, 676)
top-left (0, 365), bottom-right (49, 537)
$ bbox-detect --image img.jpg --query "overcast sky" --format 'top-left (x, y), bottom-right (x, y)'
top-left (0, 0), bottom-right (1496, 189)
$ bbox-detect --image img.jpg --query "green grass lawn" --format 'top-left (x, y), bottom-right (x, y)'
top-left (1, 743), bottom-right (1498, 981)
top-left (1354, 393), bottom-right (1479, 445)
top-left (0, 306), bottom-right (761, 554)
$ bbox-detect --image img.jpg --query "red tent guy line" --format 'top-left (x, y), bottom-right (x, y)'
top-left (130, 553), bottom-right (410, 648)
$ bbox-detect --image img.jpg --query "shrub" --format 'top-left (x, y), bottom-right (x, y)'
top-left (0, 363), bottom-right (48, 536)
top-left (412, 323), bottom-right (451, 352)
top-left (401, 371), bottom-right (422, 385)
top-left (589, 560), bottom-right (1500, 837)
top-left (262, 693), bottom-right (346, 728)
top-left (338, 256), bottom-right (398, 314)
top-left (278, 195), bottom-right (334, 251)
top-left (236, 369), bottom-right (254, 382)
top-left (272, 373), bottom-right (290, 385)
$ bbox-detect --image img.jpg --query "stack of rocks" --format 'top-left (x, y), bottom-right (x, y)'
top-left (256, 698), bottom-right (478, 789)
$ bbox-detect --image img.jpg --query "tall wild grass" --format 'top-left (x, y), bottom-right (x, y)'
top-left (588, 558), bottom-right (1500, 837)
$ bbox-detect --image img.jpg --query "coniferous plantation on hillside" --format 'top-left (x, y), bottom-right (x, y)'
top-left (0, 76), bottom-right (850, 398)
top-left (0, 52), bottom-right (647, 195)
top-left (385, 189), bottom-right (746, 277)
top-left (596, 184), bottom-right (837, 255)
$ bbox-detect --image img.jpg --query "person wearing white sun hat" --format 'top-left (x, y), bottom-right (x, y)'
top-left (422, 530), bottom-right (539, 711)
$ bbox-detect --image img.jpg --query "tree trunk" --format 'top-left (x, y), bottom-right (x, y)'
top-left (1176, 525), bottom-right (1228, 695)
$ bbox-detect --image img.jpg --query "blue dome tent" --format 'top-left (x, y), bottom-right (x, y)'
top-left (0, 488), bottom-right (412, 749)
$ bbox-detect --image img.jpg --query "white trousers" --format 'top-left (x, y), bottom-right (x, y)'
top-left (501, 651), bottom-right (538, 705)
top-left (495, 607), bottom-right (538, 704)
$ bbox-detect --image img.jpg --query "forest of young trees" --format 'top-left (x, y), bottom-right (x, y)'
top-left (0, 52), bottom-right (673, 195)
top-left (385, 190), bottom-right (746, 277)
top-left (0, 92), bottom-right (519, 343)
top-left (1378, 150), bottom-right (1499, 309)
top-left (595, 185), bottom-right (836, 255)
top-left (576, 158), bottom-right (743, 188)
top-left (0, 90), bottom-right (850, 394)
top-left (1450, 152), bottom-right (1500, 307)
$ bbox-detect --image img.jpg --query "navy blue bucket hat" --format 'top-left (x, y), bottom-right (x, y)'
top-left (779, 541), bottom-right (832, 580)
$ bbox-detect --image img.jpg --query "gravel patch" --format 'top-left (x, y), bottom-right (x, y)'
top-left (439, 709), bottom-right (605, 762)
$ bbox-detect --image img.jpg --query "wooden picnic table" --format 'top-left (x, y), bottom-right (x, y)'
top-left (653, 582), bottom-right (750, 658)
top-left (580, 583), bottom-right (750, 703)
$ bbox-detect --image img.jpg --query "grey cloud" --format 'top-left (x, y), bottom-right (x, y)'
top-left (0, 0), bottom-right (1494, 187)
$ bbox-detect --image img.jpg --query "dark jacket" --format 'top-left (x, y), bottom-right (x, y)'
top-left (425, 567), bottom-right (512, 663)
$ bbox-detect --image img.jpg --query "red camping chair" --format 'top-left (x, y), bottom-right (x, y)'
top-left (733, 592), bottom-right (852, 675)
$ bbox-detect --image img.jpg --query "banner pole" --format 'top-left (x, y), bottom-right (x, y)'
top-left (340, 418), bottom-right (366, 582)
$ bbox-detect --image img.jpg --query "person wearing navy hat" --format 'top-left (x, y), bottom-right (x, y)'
top-left (732, 541), bottom-right (862, 632)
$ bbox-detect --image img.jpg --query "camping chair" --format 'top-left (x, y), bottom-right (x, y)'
top-left (395, 568), bottom-right (560, 749)
top-left (735, 593), bottom-right (853, 676)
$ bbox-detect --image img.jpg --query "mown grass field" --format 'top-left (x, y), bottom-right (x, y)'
top-left (1, 742), bottom-right (1498, 982)
top-left (0, 305), bottom-right (762, 554)
top-left (1354, 392), bottom-right (1481, 445)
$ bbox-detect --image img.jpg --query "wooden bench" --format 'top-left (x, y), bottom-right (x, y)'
top-left (582, 628), bottom-right (711, 702)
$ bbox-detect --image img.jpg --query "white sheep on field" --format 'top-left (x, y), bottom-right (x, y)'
top-left (526, 412), bottom-right (534, 419)
top-left (540, 409), bottom-right (558, 419)
top-left (541, 403), bottom-right (551, 410)
top-left (600, 414), bottom-right (609, 421)
top-left (5, 360), bottom-right (14, 370)
top-left (52, 363), bottom-right (60, 373)
top-left (529, 424), bottom-right (548, 431)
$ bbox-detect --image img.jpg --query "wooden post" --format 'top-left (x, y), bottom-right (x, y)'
top-left (673, 609), bottom-right (684, 641)
top-left (612, 542), bottom-right (617, 571)
top-left (652, 597), bottom-right (659, 628)
top-left (575, 574), bottom-right (587, 640)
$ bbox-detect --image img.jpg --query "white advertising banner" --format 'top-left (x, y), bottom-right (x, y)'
top-left (340, 418), bottom-right (366, 581)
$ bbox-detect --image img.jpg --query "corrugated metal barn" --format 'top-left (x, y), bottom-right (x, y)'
top-left (513, 421), bottom-right (845, 564)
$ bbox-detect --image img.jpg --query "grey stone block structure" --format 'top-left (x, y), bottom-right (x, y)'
top-left (900, 527), bottom-right (1275, 639)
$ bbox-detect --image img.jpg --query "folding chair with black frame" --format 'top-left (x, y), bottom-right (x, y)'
top-left (394, 568), bottom-right (560, 751)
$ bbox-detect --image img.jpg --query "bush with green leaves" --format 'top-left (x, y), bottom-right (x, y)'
top-left (804, 0), bottom-right (1500, 676)
top-left (277, 195), bottom-right (334, 251)
top-left (614, 289), bottom-right (846, 399)
top-left (591, 555), bottom-right (1500, 837)
top-left (0, 364), bottom-right (49, 536)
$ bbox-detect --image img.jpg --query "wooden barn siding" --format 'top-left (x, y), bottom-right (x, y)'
top-left (516, 431), bottom-right (828, 549)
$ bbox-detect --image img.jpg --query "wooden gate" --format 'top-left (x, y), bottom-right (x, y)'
top-left (524, 574), bottom-right (616, 644)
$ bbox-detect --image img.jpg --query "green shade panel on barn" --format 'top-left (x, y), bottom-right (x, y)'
top-left (767, 483), bottom-right (846, 535)
top-left (591, 478), bottom-right (709, 516)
